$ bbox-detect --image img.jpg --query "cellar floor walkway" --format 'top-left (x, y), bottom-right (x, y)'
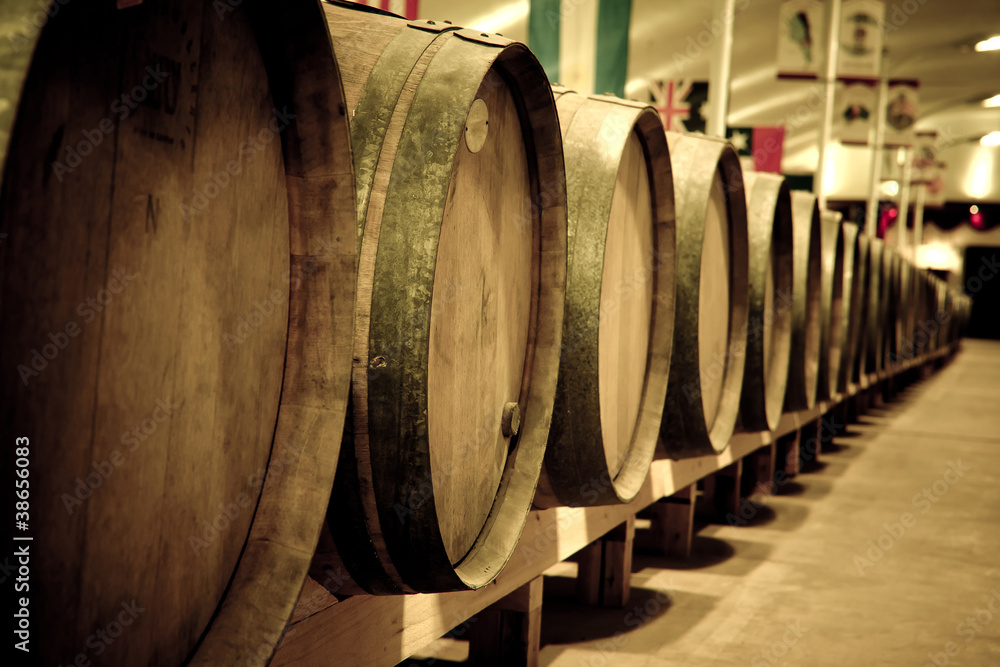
top-left (409, 339), bottom-right (1000, 666)
top-left (535, 339), bottom-right (1000, 667)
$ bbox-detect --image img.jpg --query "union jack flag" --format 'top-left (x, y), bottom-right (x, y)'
top-left (648, 80), bottom-right (708, 134)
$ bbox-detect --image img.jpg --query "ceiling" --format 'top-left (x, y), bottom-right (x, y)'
top-left (418, 0), bottom-right (1000, 202)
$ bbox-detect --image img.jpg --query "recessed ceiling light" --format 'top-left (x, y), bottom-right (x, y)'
top-left (981, 131), bottom-right (1000, 146)
top-left (984, 94), bottom-right (1000, 108)
top-left (975, 35), bottom-right (1000, 52)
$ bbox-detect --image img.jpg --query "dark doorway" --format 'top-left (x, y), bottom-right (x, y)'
top-left (963, 246), bottom-right (1000, 339)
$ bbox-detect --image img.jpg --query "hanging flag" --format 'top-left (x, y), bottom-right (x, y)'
top-left (727, 127), bottom-right (786, 173)
top-left (649, 80), bottom-right (708, 134)
top-left (837, 0), bottom-right (885, 81)
top-left (836, 79), bottom-right (877, 145)
top-left (345, 0), bottom-right (419, 19)
top-left (883, 79), bottom-right (919, 147)
top-left (776, 0), bottom-right (825, 79)
top-left (528, 0), bottom-right (631, 97)
top-left (912, 131), bottom-right (938, 184)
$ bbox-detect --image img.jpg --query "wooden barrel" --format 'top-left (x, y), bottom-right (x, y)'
top-left (849, 234), bottom-right (872, 383)
top-left (865, 238), bottom-right (886, 375)
top-left (660, 133), bottom-right (749, 457)
top-left (897, 258), bottom-right (917, 361)
top-left (785, 192), bottom-right (823, 411)
top-left (882, 246), bottom-right (903, 368)
top-left (533, 90), bottom-right (674, 508)
top-left (312, 2), bottom-right (566, 595)
top-left (838, 223), bottom-right (863, 392)
top-left (912, 268), bottom-right (930, 357)
top-left (0, 2), bottom-right (356, 666)
top-left (817, 210), bottom-right (846, 400)
top-left (739, 172), bottom-right (793, 432)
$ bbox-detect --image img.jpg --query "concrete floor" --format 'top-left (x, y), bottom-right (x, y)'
top-left (410, 340), bottom-right (1000, 666)
top-left (538, 340), bottom-right (1000, 666)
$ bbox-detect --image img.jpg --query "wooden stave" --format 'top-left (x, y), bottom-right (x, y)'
top-left (817, 210), bottom-right (846, 401)
top-left (660, 132), bottom-right (750, 458)
top-left (785, 192), bottom-right (823, 411)
top-left (739, 172), bottom-right (793, 432)
top-left (535, 89), bottom-right (675, 508)
top-left (0, 2), bottom-right (356, 666)
top-left (837, 223), bottom-right (862, 393)
top-left (316, 4), bottom-right (567, 594)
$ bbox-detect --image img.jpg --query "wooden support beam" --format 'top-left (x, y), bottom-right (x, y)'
top-left (695, 460), bottom-right (743, 521)
top-left (776, 429), bottom-right (800, 478)
top-left (575, 516), bottom-right (635, 608)
top-left (798, 419), bottom-right (821, 470)
top-left (747, 441), bottom-right (777, 497)
top-left (469, 576), bottom-right (543, 667)
top-left (637, 486), bottom-right (697, 559)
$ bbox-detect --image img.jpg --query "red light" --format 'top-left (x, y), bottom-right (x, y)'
top-left (971, 211), bottom-right (984, 229)
top-left (888, 207), bottom-right (898, 219)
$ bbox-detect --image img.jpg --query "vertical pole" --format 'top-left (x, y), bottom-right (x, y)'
top-left (706, 0), bottom-right (736, 138)
top-left (816, 0), bottom-right (842, 209)
top-left (897, 147), bottom-right (913, 255)
top-left (913, 182), bottom-right (926, 250)
top-left (866, 59), bottom-right (890, 237)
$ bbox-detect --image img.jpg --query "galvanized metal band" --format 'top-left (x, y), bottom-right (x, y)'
top-left (367, 34), bottom-right (507, 592)
top-left (661, 134), bottom-right (750, 457)
top-left (547, 95), bottom-right (643, 505)
top-left (741, 173), bottom-right (793, 432)
top-left (351, 24), bottom-right (460, 252)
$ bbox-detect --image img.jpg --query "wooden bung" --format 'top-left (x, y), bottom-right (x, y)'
top-left (0, 2), bottom-right (356, 666)
top-left (309, 2), bottom-right (567, 595)
top-left (817, 210), bottom-right (845, 401)
top-left (660, 132), bottom-right (749, 457)
top-left (739, 172), bottom-right (793, 433)
top-left (785, 191), bottom-right (822, 411)
top-left (532, 89), bottom-right (675, 508)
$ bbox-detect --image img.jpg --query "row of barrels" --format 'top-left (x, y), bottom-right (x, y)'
top-left (0, 2), bottom-right (971, 665)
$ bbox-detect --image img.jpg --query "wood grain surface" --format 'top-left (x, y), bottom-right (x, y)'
top-left (0, 2), bottom-right (356, 665)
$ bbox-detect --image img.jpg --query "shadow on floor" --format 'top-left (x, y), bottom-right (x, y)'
top-left (539, 584), bottom-right (717, 652)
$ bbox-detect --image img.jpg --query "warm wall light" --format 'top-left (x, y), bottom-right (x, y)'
top-left (965, 150), bottom-right (994, 198)
top-left (984, 94), bottom-right (1000, 108)
top-left (975, 35), bottom-right (1000, 51)
top-left (981, 131), bottom-right (1000, 147)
